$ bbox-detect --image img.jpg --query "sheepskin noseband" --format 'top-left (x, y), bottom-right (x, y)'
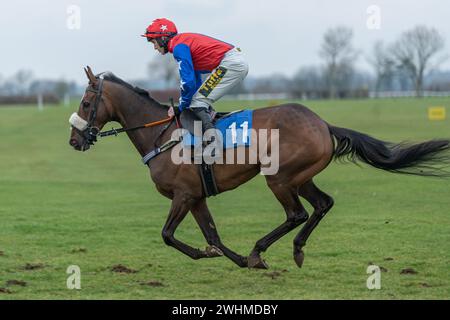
top-left (69, 113), bottom-right (88, 131)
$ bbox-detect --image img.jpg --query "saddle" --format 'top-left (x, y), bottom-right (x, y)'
top-left (179, 109), bottom-right (240, 136)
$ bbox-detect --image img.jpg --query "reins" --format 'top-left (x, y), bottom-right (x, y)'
top-left (94, 93), bottom-right (180, 166)
top-left (99, 98), bottom-right (178, 139)
top-left (98, 116), bottom-right (175, 138)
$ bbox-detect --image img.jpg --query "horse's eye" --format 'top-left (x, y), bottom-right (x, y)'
top-left (82, 101), bottom-right (90, 109)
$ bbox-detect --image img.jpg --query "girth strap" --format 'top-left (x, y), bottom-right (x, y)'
top-left (141, 139), bottom-right (219, 198)
top-left (142, 139), bottom-right (179, 165)
top-left (142, 148), bottom-right (161, 165)
top-left (198, 163), bottom-right (219, 197)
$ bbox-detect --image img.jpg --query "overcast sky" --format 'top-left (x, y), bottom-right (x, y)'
top-left (1, 0), bottom-right (449, 84)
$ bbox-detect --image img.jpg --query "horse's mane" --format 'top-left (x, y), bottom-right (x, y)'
top-left (98, 71), bottom-right (167, 108)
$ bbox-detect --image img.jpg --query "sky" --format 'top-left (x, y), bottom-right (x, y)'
top-left (1, 0), bottom-right (450, 84)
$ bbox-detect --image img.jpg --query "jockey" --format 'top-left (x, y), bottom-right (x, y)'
top-left (142, 18), bottom-right (249, 134)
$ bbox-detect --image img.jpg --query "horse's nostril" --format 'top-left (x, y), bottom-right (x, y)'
top-left (69, 139), bottom-right (79, 147)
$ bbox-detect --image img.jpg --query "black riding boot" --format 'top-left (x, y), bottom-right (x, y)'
top-left (192, 107), bottom-right (219, 159)
top-left (192, 107), bottom-right (215, 132)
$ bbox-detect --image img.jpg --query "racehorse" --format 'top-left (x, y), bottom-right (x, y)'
top-left (69, 67), bottom-right (450, 269)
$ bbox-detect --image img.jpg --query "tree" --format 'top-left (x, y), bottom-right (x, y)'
top-left (319, 26), bottom-right (358, 99)
top-left (148, 55), bottom-right (179, 89)
top-left (291, 66), bottom-right (325, 98)
top-left (55, 79), bottom-right (70, 98)
top-left (227, 80), bottom-right (247, 95)
top-left (13, 70), bottom-right (34, 95)
top-left (391, 25), bottom-right (445, 97)
top-left (368, 41), bottom-right (395, 94)
top-left (250, 74), bottom-right (291, 94)
top-left (0, 74), bottom-right (4, 95)
top-left (0, 70), bottom-right (34, 95)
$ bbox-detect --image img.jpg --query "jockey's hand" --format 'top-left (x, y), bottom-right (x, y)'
top-left (168, 106), bottom-right (175, 117)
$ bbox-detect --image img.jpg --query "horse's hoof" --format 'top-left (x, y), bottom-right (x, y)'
top-left (247, 255), bottom-right (269, 269)
top-left (205, 245), bottom-right (223, 257)
top-left (294, 250), bottom-right (305, 268)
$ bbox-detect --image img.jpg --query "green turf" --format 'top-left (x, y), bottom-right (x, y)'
top-left (0, 98), bottom-right (449, 299)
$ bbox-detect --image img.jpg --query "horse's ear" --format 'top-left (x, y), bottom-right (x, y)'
top-left (84, 66), bottom-right (97, 84)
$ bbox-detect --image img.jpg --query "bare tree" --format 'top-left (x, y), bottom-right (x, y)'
top-left (0, 70), bottom-right (34, 95)
top-left (228, 80), bottom-right (247, 95)
top-left (319, 26), bottom-right (358, 99)
top-left (368, 41), bottom-right (395, 95)
top-left (291, 66), bottom-right (325, 98)
top-left (251, 74), bottom-right (291, 94)
top-left (0, 74), bottom-right (4, 95)
top-left (55, 79), bottom-right (70, 98)
top-left (148, 55), bottom-right (179, 89)
top-left (391, 25), bottom-right (445, 97)
top-left (13, 70), bottom-right (34, 95)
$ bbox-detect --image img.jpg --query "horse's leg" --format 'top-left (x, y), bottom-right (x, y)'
top-left (191, 199), bottom-right (248, 267)
top-left (248, 185), bottom-right (309, 269)
top-left (293, 180), bottom-right (334, 267)
top-left (161, 196), bottom-right (210, 260)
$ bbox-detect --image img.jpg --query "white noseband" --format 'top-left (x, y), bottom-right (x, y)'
top-left (69, 113), bottom-right (88, 131)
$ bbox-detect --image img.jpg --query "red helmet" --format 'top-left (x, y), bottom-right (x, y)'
top-left (141, 18), bottom-right (178, 40)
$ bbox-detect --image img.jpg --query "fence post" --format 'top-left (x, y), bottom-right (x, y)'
top-left (37, 94), bottom-right (44, 111)
top-left (64, 93), bottom-right (70, 107)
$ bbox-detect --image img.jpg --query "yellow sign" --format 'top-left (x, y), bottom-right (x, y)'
top-left (428, 106), bottom-right (446, 121)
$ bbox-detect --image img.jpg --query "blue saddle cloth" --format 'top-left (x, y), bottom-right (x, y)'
top-left (182, 110), bottom-right (253, 149)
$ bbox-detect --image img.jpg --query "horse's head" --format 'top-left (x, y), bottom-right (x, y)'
top-left (69, 66), bottom-right (113, 151)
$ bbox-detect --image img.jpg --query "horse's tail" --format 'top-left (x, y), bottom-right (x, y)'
top-left (327, 124), bottom-right (450, 177)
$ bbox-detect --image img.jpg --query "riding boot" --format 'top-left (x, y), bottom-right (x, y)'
top-left (192, 107), bottom-right (219, 158)
top-left (192, 107), bottom-right (215, 132)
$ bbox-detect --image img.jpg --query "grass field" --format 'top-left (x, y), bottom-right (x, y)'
top-left (0, 97), bottom-right (449, 299)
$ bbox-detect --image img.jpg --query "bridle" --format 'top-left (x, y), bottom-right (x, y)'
top-left (68, 76), bottom-right (105, 147)
top-left (70, 76), bottom-right (176, 149)
top-left (82, 77), bottom-right (104, 145)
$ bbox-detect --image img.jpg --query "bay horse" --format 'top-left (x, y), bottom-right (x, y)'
top-left (69, 67), bottom-right (450, 269)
